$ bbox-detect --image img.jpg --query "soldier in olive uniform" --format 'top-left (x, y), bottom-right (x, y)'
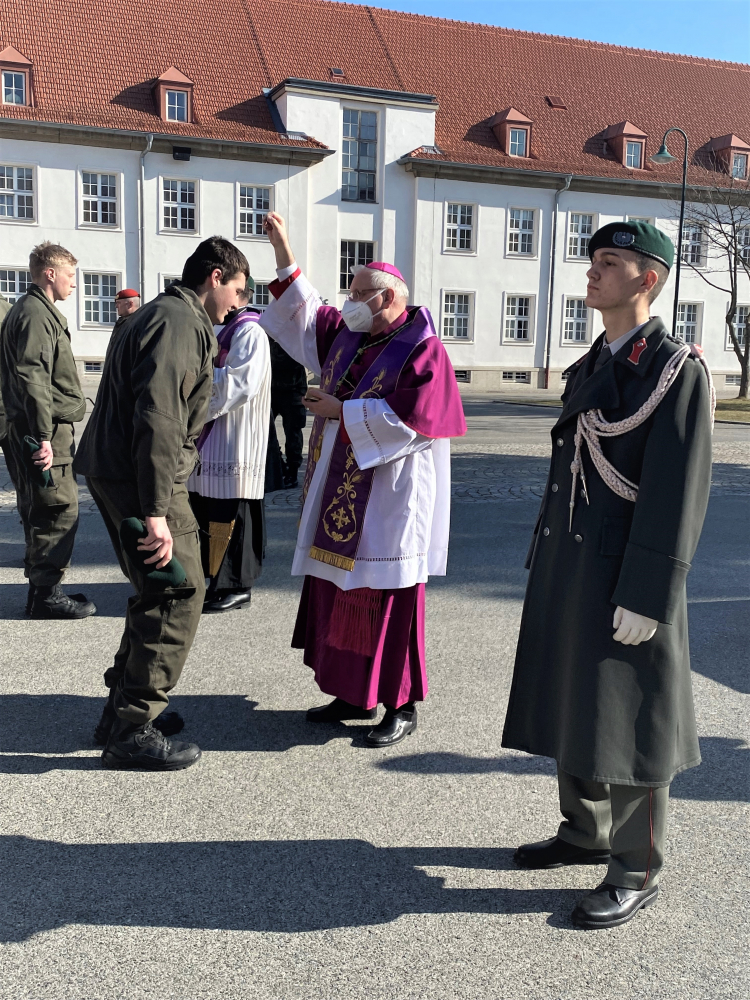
top-left (0, 243), bottom-right (96, 619)
top-left (502, 222), bottom-right (713, 929)
top-left (74, 237), bottom-right (249, 771)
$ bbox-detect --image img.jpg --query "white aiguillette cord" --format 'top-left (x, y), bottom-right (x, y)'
top-left (569, 344), bottom-right (716, 531)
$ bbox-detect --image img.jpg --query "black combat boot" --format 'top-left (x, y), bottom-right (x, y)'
top-left (101, 717), bottom-right (201, 771)
top-left (93, 688), bottom-right (184, 746)
top-left (31, 585), bottom-right (96, 620)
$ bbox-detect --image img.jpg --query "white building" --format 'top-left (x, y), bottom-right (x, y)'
top-left (1, 7), bottom-right (748, 389)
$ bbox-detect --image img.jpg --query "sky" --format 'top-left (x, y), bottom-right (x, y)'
top-left (346, 0), bottom-right (750, 64)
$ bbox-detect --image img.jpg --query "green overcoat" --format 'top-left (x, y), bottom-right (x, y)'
top-left (501, 319), bottom-right (713, 786)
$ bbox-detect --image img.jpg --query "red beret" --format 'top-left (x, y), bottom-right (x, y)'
top-left (116, 288), bottom-right (140, 300)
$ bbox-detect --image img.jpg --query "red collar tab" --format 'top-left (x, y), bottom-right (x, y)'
top-left (628, 337), bottom-right (648, 365)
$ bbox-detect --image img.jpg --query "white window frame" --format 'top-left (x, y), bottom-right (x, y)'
top-left (440, 289), bottom-right (475, 342)
top-left (506, 207), bottom-right (537, 257)
top-left (728, 304), bottom-right (749, 350)
top-left (443, 202), bottom-right (476, 255)
top-left (166, 89), bottom-right (189, 123)
top-left (159, 177), bottom-right (199, 235)
top-left (341, 106), bottom-right (378, 204)
top-left (2, 70), bottom-right (26, 106)
top-left (79, 270), bottom-right (121, 328)
top-left (627, 215), bottom-right (654, 225)
top-left (0, 265), bottom-right (32, 304)
top-left (78, 169), bottom-right (121, 230)
top-left (161, 273), bottom-right (181, 291)
top-left (502, 292), bottom-right (536, 345)
top-left (235, 183), bottom-right (273, 240)
top-left (566, 212), bottom-right (596, 260)
top-left (0, 162), bottom-right (36, 224)
top-left (625, 140), bottom-right (644, 169)
top-left (680, 223), bottom-right (705, 267)
top-left (339, 239), bottom-right (376, 291)
top-left (738, 227), bottom-right (750, 266)
top-left (561, 296), bottom-right (593, 346)
top-left (252, 281), bottom-right (272, 312)
top-left (675, 301), bottom-right (703, 345)
top-left (508, 127), bottom-right (528, 157)
top-left (732, 152), bottom-right (748, 180)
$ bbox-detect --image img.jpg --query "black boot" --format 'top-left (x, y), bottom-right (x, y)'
top-left (203, 588), bottom-right (252, 613)
top-left (30, 584), bottom-right (96, 620)
top-left (282, 465), bottom-right (299, 489)
top-left (571, 882), bottom-right (659, 929)
top-left (365, 702), bottom-right (417, 747)
top-left (101, 717), bottom-right (201, 771)
top-left (93, 688), bottom-right (185, 746)
top-left (25, 582), bottom-right (36, 617)
top-left (514, 836), bottom-right (611, 869)
top-left (306, 698), bottom-right (377, 722)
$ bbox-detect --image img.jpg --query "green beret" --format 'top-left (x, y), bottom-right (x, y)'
top-left (246, 275), bottom-right (255, 295)
top-left (588, 221), bottom-right (674, 270)
top-left (23, 436), bottom-right (53, 488)
top-left (119, 517), bottom-right (188, 591)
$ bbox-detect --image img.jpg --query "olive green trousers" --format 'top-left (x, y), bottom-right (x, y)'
top-left (87, 477), bottom-right (205, 725)
top-left (0, 435), bottom-right (32, 568)
top-left (557, 768), bottom-right (670, 890)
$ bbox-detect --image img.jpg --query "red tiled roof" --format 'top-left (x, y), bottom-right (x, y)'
top-left (1, 0), bottom-right (748, 184)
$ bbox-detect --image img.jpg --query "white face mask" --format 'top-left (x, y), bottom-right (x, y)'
top-left (341, 290), bottom-right (383, 333)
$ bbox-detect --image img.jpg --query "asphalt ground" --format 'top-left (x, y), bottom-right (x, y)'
top-left (0, 401), bottom-right (748, 1000)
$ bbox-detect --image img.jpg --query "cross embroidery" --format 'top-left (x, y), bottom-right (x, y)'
top-left (331, 507), bottom-right (350, 529)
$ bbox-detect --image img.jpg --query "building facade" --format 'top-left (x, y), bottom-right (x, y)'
top-left (0, 5), bottom-right (748, 389)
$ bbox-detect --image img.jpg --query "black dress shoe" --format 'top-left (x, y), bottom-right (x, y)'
top-left (203, 589), bottom-right (252, 613)
top-left (93, 690), bottom-right (185, 745)
top-left (514, 836), bottom-right (611, 869)
top-left (25, 582), bottom-right (36, 617)
top-left (365, 704), bottom-right (417, 747)
top-left (572, 882), bottom-right (659, 929)
top-left (30, 585), bottom-right (97, 620)
top-left (101, 718), bottom-right (201, 771)
top-left (306, 698), bottom-right (377, 723)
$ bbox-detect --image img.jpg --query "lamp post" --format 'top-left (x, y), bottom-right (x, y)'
top-left (650, 128), bottom-right (689, 335)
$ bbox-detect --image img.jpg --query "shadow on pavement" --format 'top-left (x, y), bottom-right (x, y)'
top-left (686, 599), bottom-right (750, 694)
top-left (0, 835), bottom-right (582, 942)
top-left (376, 738), bottom-right (750, 802)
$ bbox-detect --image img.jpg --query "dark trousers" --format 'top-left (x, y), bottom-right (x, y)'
top-left (6, 422), bottom-right (78, 586)
top-left (557, 768), bottom-right (670, 889)
top-left (0, 435), bottom-right (32, 571)
top-left (271, 387), bottom-right (306, 474)
top-left (189, 492), bottom-right (265, 591)
top-left (87, 477), bottom-right (205, 724)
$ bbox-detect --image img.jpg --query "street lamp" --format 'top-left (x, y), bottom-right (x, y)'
top-left (650, 127), bottom-right (689, 336)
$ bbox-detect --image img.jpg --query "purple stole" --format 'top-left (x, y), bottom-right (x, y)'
top-left (305, 308), bottom-right (435, 572)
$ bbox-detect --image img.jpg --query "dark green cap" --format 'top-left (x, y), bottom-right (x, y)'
top-left (119, 517), bottom-right (188, 591)
top-left (588, 220), bottom-right (674, 270)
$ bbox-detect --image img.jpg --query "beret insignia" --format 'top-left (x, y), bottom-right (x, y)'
top-left (613, 231), bottom-right (635, 247)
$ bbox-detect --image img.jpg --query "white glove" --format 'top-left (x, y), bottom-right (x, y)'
top-left (613, 606), bottom-right (658, 646)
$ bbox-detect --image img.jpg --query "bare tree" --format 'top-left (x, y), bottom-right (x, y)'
top-left (673, 179), bottom-right (750, 398)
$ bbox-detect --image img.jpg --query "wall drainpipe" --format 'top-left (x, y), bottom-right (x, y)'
top-left (544, 173), bottom-right (573, 389)
top-left (139, 134), bottom-right (154, 302)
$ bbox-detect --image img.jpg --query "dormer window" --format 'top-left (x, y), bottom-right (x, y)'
top-left (153, 67), bottom-right (194, 124)
top-left (732, 152), bottom-right (748, 180)
top-left (490, 108), bottom-right (533, 158)
top-left (603, 122), bottom-right (647, 169)
top-left (705, 134), bottom-right (750, 177)
top-left (0, 45), bottom-right (32, 107)
top-left (3, 71), bottom-right (25, 105)
top-left (626, 141), bottom-right (643, 169)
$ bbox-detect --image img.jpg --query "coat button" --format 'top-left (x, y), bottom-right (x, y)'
top-left (543, 527), bottom-right (550, 536)
top-left (574, 534), bottom-right (583, 543)
top-left (551, 483), bottom-right (558, 492)
top-left (557, 438), bottom-right (564, 447)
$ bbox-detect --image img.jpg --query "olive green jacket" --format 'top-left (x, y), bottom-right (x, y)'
top-left (0, 285), bottom-right (85, 456)
top-left (0, 294), bottom-right (12, 440)
top-left (74, 283), bottom-right (216, 517)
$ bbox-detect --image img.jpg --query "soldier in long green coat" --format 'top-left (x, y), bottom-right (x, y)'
top-left (502, 222), bottom-right (713, 929)
top-left (0, 244), bottom-right (95, 619)
top-left (74, 237), bottom-right (249, 772)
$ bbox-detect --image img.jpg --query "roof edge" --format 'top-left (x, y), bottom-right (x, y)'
top-left (268, 77), bottom-right (438, 107)
top-left (0, 117), bottom-right (334, 165)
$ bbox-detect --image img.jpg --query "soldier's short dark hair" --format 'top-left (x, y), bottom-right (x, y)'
top-left (634, 252), bottom-right (669, 304)
top-left (181, 237), bottom-right (250, 290)
top-left (29, 241), bottom-right (78, 280)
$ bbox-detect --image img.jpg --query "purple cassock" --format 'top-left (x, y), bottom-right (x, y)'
top-left (267, 272), bottom-right (466, 710)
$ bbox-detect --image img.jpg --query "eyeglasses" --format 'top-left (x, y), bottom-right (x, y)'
top-left (347, 287), bottom-right (382, 302)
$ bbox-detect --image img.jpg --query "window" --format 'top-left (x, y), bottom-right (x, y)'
top-left (730, 305), bottom-right (748, 348)
top-left (726, 374), bottom-right (742, 386)
top-left (81, 172), bottom-right (117, 226)
top-left (563, 298), bottom-right (591, 343)
top-left (445, 203), bottom-right (474, 252)
top-left (739, 227), bottom-right (750, 264)
top-left (342, 109), bottom-right (377, 202)
top-left (166, 90), bottom-right (188, 122)
top-left (628, 216), bottom-right (653, 225)
top-left (253, 283), bottom-right (270, 311)
top-left (625, 141), bottom-right (643, 169)
top-left (676, 303), bottom-right (700, 344)
top-left (163, 275), bottom-right (180, 290)
top-left (504, 295), bottom-right (534, 342)
top-left (441, 292), bottom-right (473, 340)
top-left (454, 369), bottom-right (471, 383)
top-left (2, 70), bottom-right (25, 105)
top-left (163, 179), bottom-right (196, 231)
top-left (502, 371), bottom-right (531, 383)
top-left (339, 240), bottom-right (374, 291)
top-left (681, 225), bottom-right (704, 266)
top-left (732, 153), bottom-right (748, 180)
top-left (84, 361), bottom-right (103, 374)
top-left (237, 186), bottom-right (270, 238)
top-left (568, 213), bottom-right (594, 258)
top-left (509, 128), bottom-right (527, 157)
top-left (83, 273), bottom-right (118, 325)
top-left (0, 267), bottom-right (31, 303)
top-left (508, 208), bottom-right (535, 255)
top-left (0, 165), bottom-right (34, 220)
